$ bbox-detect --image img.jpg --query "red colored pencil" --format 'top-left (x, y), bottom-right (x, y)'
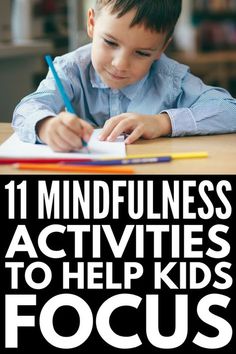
top-left (0, 158), bottom-right (92, 165)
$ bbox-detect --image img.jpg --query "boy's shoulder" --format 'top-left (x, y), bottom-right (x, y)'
top-left (151, 53), bottom-right (190, 80)
top-left (54, 43), bottom-right (92, 71)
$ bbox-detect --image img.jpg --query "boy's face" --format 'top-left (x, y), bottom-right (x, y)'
top-left (87, 6), bottom-right (169, 89)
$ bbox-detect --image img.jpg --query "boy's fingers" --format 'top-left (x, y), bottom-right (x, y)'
top-left (99, 115), bottom-right (125, 140)
top-left (49, 131), bottom-right (75, 152)
top-left (54, 125), bottom-right (82, 151)
top-left (124, 125), bottom-right (144, 144)
top-left (38, 114), bottom-right (89, 151)
top-left (58, 112), bottom-right (94, 148)
top-left (80, 119), bottom-right (94, 141)
top-left (57, 123), bottom-right (83, 150)
top-left (60, 113), bottom-right (83, 135)
top-left (104, 117), bottom-right (141, 142)
top-left (60, 113), bottom-right (94, 140)
top-left (105, 120), bottom-right (145, 144)
top-left (44, 119), bottom-right (81, 151)
top-left (106, 121), bottom-right (132, 141)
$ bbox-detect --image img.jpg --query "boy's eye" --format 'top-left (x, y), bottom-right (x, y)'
top-left (104, 38), bottom-right (118, 47)
top-left (136, 51), bottom-right (151, 57)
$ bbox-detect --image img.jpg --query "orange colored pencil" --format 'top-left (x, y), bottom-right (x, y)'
top-left (14, 163), bottom-right (134, 174)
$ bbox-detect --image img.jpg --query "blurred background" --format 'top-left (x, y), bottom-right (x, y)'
top-left (0, 0), bottom-right (236, 122)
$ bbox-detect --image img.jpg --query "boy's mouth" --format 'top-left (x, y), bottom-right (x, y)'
top-left (106, 70), bottom-right (128, 81)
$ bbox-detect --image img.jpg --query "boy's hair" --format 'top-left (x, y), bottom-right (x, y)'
top-left (95, 0), bottom-right (182, 40)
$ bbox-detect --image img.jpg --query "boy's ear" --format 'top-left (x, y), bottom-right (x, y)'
top-left (87, 8), bottom-right (95, 39)
top-left (162, 37), bottom-right (173, 53)
top-left (155, 37), bottom-right (173, 60)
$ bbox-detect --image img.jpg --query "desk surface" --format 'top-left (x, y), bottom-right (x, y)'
top-left (0, 123), bottom-right (236, 174)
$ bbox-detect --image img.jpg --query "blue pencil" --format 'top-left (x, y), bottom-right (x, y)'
top-left (63, 156), bottom-right (172, 166)
top-left (45, 55), bottom-right (88, 148)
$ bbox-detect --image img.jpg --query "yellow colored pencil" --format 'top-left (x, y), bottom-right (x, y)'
top-left (14, 163), bottom-right (134, 174)
top-left (168, 151), bottom-right (208, 159)
top-left (102, 151), bottom-right (208, 160)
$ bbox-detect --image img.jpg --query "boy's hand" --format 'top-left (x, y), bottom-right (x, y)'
top-left (99, 113), bottom-right (172, 144)
top-left (37, 112), bottom-right (94, 152)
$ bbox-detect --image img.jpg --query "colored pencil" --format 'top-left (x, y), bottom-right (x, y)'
top-left (45, 55), bottom-right (88, 148)
top-left (13, 163), bottom-right (134, 174)
top-left (0, 151), bottom-right (208, 165)
top-left (0, 158), bottom-right (92, 165)
top-left (124, 151), bottom-right (208, 160)
top-left (64, 156), bottom-right (172, 166)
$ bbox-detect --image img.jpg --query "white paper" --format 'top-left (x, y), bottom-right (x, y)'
top-left (0, 129), bottom-right (126, 160)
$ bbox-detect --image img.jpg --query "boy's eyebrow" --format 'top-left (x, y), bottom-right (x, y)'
top-left (136, 46), bottom-right (158, 52)
top-left (103, 33), bottom-right (159, 51)
top-left (104, 33), bottom-right (120, 42)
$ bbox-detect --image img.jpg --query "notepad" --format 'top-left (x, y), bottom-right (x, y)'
top-left (0, 129), bottom-right (126, 160)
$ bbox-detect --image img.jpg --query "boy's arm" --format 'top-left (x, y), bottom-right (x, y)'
top-left (100, 68), bottom-right (236, 143)
top-left (12, 56), bottom-right (77, 144)
top-left (163, 72), bottom-right (236, 137)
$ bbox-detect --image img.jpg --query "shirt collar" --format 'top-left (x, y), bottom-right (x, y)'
top-left (90, 65), bottom-right (108, 89)
top-left (89, 64), bottom-right (149, 100)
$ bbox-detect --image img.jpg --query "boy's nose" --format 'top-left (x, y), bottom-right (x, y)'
top-left (111, 53), bottom-right (129, 72)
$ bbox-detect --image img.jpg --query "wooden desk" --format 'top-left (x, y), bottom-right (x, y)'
top-left (0, 123), bottom-right (236, 174)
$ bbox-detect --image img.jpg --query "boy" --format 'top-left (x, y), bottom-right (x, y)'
top-left (12, 0), bottom-right (236, 152)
